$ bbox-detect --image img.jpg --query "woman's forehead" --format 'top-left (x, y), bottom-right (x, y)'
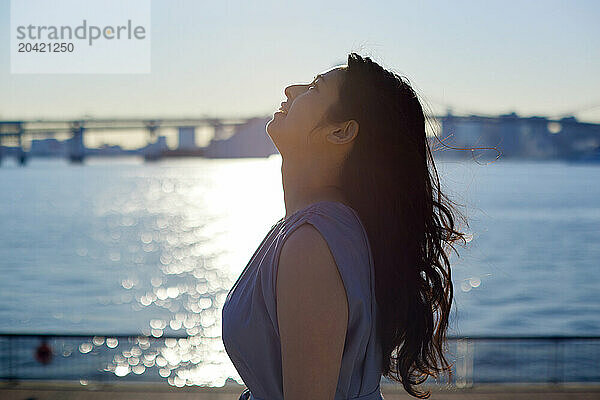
top-left (320, 65), bottom-right (346, 77)
top-left (316, 66), bottom-right (346, 86)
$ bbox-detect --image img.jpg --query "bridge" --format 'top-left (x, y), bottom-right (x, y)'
top-left (2, 113), bottom-right (598, 165)
top-left (0, 117), bottom-right (254, 165)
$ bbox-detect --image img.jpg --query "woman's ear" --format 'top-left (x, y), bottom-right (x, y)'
top-left (327, 120), bottom-right (359, 145)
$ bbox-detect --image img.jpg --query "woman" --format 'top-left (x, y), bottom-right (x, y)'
top-left (222, 53), bottom-right (468, 400)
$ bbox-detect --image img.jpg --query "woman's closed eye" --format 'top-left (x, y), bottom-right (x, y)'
top-left (307, 77), bottom-right (319, 91)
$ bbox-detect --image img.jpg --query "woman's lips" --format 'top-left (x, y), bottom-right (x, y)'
top-left (278, 101), bottom-right (289, 115)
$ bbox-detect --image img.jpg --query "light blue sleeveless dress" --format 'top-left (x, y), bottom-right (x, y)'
top-left (222, 200), bottom-right (384, 400)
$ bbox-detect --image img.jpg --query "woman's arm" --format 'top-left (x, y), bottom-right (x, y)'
top-left (276, 224), bottom-right (349, 400)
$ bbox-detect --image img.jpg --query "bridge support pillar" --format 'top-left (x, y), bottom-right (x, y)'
top-left (143, 120), bottom-right (161, 161)
top-left (17, 129), bottom-right (27, 166)
top-left (69, 122), bottom-right (85, 163)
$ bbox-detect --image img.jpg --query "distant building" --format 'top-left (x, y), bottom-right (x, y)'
top-left (550, 116), bottom-right (600, 160)
top-left (142, 135), bottom-right (169, 157)
top-left (438, 111), bottom-right (600, 160)
top-left (178, 126), bottom-right (196, 150)
top-left (153, 136), bottom-right (169, 151)
top-left (87, 143), bottom-right (127, 156)
top-left (518, 116), bottom-right (558, 158)
top-left (202, 117), bottom-right (278, 158)
top-left (439, 113), bottom-right (502, 158)
top-left (29, 137), bottom-right (68, 157)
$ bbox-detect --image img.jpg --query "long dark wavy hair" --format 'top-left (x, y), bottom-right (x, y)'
top-left (316, 53), bottom-right (474, 398)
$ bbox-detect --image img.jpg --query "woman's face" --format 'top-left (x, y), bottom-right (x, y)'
top-left (266, 66), bottom-right (346, 157)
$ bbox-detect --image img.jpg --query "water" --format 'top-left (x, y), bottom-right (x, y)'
top-left (0, 156), bottom-right (599, 385)
top-left (436, 159), bottom-right (600, 336)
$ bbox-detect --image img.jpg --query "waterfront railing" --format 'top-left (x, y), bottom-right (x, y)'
top-left (1, 333), bottom-right (598, 387)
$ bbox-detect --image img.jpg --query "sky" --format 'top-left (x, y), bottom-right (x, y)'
top-left (1, 0), bottom-right (599, 148)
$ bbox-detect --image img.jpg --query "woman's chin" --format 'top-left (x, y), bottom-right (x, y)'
top-left (266, 116), bottom-right (281, 136)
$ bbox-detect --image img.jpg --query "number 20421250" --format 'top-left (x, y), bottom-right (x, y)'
top-left (18, 42), bottom-right (74, 52)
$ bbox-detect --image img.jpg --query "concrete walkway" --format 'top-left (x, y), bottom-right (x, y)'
top-left (1, 382), bottom-right (599, 400)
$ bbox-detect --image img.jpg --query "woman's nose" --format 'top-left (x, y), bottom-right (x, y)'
top-left (284, 84), bottom-right (307, 100)
top-left (284, 85), bottom-right (294, 99)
